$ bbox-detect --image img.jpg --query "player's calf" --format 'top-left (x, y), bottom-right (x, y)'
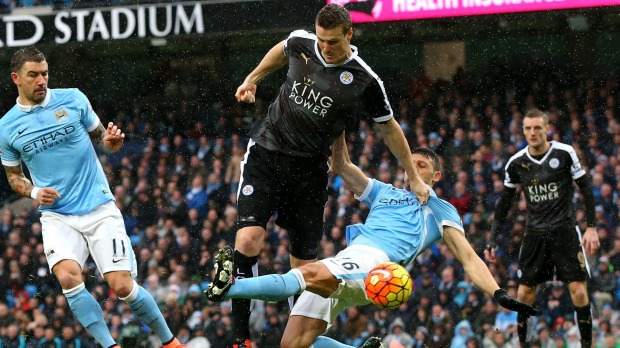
top-left (206, 246), bottom-right (234, 302)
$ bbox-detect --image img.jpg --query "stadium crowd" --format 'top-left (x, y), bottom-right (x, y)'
top-left (2, 59), bottom-right (620, 348)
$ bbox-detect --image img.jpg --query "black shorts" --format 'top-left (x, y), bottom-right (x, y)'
top-left (236, 141), bottom-right (328, 260)
top-left (517, 225), bottom-right (590, 286)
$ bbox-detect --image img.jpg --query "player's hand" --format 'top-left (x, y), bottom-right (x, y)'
top-left (36, 187), bottom-right (61, 206)
top-left (408, 160), bottom-right (430, 205)
top-left (484, 246), bottom-right (499, 264)
top-left (103, 122), bottom-right (125, 152)
top-left (494, 289), bottom-right (538, 316)
top-left (485, 223), bottom-right (499, 259)
top-left (235, 81), bottom-right (257, 103)
top-left (581, 227), bottom-right (600, 256)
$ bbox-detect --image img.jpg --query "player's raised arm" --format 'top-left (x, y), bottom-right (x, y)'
top-left (235, 40), bottom-right (288, 103)
top-left (89, 121), bottom-right (125, 153)
top-left (443, 226), bottom-right (537, 316)
top-left (376, 118), bottom-right (429, 204)
top-left (328, 133), bottom-right (368, 197)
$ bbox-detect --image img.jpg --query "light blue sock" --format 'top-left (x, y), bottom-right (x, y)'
top-left (226, 269), bottom-right (304, 302)
top-left (313, 336), bottom-right (356, 348)
top-left (64, 284), bottom-right (116, 348)
top-left (128, 285), bottom-right (174, 344)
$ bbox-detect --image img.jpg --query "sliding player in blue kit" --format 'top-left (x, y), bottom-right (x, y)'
top-left (206, 134), bottom-right (538, 348)
top-left (0, 47), bottom-right (185, 348)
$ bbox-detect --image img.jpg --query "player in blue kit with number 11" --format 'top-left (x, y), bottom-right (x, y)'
top-left (0, 47), bottom-right (185, 348)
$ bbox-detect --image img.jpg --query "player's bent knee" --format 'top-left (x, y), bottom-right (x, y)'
top-left (300, 263), bottom-right (339, 296)
top-left (299, 262), bottom-right (327, 281)
top-left (105, 271), bottom-right (134, 298)
top-left (568, 283), bottom-right (590, 305)
top-left (235, 226), bottom-right (265, 254)
top-left (53, 260), bottom-right (83, 288)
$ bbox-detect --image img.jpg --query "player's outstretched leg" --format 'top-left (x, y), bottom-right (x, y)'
top-left (312, 336), bottom-right (384, 348)
top-left (206, 246), bottom-right (234, 302)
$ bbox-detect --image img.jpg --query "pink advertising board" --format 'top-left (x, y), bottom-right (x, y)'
top-left (327, 0), bottom-right (620, 22)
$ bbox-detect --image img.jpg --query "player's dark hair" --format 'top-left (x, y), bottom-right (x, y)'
top-left (412, 147), bottom-right (440, 172)
top-left (11, 46), bottom-right (46, 73)
top-left (524, 108), bottom-right (549, 125)
top-left (316, 4), bottom-right (352, 35)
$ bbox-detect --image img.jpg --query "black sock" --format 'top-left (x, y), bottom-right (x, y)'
top-left (517, 312), bottom-right (529, 347)
top-left (575, 304), bottom-right (592, 347)
top-left (232, 250), bottom-right (258, 340)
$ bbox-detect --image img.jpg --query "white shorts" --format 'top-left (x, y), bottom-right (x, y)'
top-left (291, 244), bottom-right (390, 326)
top-left (40, 201), bottom-right (137, 278)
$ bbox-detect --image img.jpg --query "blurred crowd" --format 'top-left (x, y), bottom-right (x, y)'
top-left (2, 61), bottom-right (620, 348)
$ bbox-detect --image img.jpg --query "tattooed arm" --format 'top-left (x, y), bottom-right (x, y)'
top-left (3, 164), bottom-right (60, 205)
top-left (89, 121), bottom-right (124, 153)
top-left (4, 163), bottom-right (34, 198)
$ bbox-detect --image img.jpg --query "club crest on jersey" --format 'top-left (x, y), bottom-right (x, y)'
top-left (242, 185), bottom-right (254, 196)
top-left (549, 158), bottom-right (559, 169)
top-left (54, 107), bottom-right (69, 123)
top-left (340, 71), bottom-right (353, 85)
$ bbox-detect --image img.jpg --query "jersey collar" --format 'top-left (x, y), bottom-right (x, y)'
top-left (314, 43), bottom-right (359, 67)
top-left (16, 88), bottom-right (51, 113)
top-left (525, 141), bottom-right (555, 165)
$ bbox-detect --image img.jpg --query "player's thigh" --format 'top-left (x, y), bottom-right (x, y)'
top-left (551, 225), bottom-right (589, 282)
top-left (278, 161), bottom-right (328, 260)
top-left (290, 291), bottom-right (345, 333)
top-left (236, 141), bottom-right (280, 232)
top-left (318, 245), bottom-right (391, 305)
top-left (40, 212), bottom-right (89, 274)
top-left (281, 314), bottom-right (328, 348)
top-left (518, 233), bottom-right (553, 286)
top-left (298, 261), bottom-right (340, 297)
top-left (82, 202), bottom-right (138, 278)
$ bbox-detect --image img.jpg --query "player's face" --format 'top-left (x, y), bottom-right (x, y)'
top-left (404, 154), bottom-right (441, 190)
top-left (12, 61), bottom-right (48, 105)
top-left (522, 116), bottom-right (549, 149)
top-left (316, 25), bottom-right (353, 64)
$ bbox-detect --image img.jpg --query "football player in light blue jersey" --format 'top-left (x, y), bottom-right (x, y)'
top-left (0, 47), bottom-right (186, 348)
top-left (206, 134), bottom-right (537, 348)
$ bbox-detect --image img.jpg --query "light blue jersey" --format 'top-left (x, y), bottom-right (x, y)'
top-left (0, 88), bottom-right (114, 215)
top-left (346, 179), bottom-right (464, 265)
